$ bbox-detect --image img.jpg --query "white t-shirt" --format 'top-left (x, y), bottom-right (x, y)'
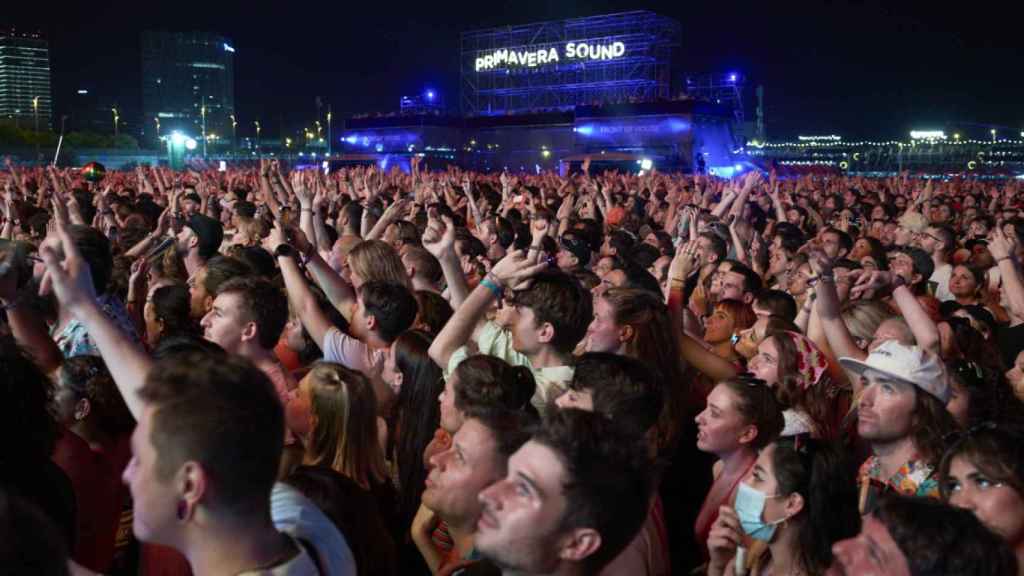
top-left (930, 262), bottom-right (954, 302)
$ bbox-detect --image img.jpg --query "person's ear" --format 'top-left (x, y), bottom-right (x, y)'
top-left (619, 324), bottom-right (635, 343)
top-left (742, 292), bottom-right (754, 305)
top-left (365, 313), bottom-right (378, 332)
top-left (240, 320), bottom-right (258, 343)
top-left (73, 398), bottom-right (91, 422)
top-left (537, 321), bottom-right (555, 345)
top-left (784, 491), bottom-right (805, 519)
top-left (178, 460), bottom-right (209, 523)
top-left (738, 424), bottom-right (759, 446)
top-left (394, 372), bottom-right (404, 389)
top-left (203, 295), bottom-right (214, 314)
top-left (556, 528), bottom-right (602, 562)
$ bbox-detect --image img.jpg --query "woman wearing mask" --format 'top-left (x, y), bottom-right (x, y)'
top-left (694, 376), bottom-right (785, 562)
top-left (707, 436), bottom-right (860, 576)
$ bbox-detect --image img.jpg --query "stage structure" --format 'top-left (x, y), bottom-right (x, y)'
top-left (461, 11), bottom-right (681, 116)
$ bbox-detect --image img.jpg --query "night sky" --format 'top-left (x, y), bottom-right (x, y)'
top-left (7, 0), bottom-right (1021, 141)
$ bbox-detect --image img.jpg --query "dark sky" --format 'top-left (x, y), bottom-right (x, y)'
top-left (7, 1), bottom-right (1021, 141)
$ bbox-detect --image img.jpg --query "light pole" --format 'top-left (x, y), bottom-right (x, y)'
top-left (154, 117), bottom-right (161, 141)
top-left (111, 107), bottom-right (119, 139)
top-left (254, 121), bottom-right (261, 154)
top-left (229, 114), bottom-right (237, 152)
top-left (201, 104), bottom-right (207, 158)
top-left (991, 129), bottom-right (997, 142)
top-left (327, 107), bottom-right (332, 156)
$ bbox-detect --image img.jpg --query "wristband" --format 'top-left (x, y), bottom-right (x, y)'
top-left (480, 277), bottom-right (503, 299)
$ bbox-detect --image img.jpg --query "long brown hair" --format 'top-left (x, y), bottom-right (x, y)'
top-left (304, 362), bottom-right (387, 489)
top-left (602, 288), bottom-right (689, 449)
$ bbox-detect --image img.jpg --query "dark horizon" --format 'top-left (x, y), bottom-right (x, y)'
top-left (6, 0), bottom-right (1021, 142)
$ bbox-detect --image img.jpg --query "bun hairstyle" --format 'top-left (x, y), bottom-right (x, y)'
top-left (453, 355), bottom-right (538, 417)
top-left (719, 376), bottom-right (784, 450)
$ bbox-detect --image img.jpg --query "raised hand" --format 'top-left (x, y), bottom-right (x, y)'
top-left (990, 227), bottom-right (1017, 262)
top-left (490, 249), bottom-right (549, 291)
top-left (422, 213), bottom-right (456, 259)
top-left (849, 269), bottom-right (896, 300)
top-left (668, 240), bottom-right (699, 282)
top-left (38, 216), bottom-right (97, 314)
top-left (707, 506), bottom-right (743, 572)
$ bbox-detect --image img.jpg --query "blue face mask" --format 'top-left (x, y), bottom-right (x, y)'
top-left (735, 481), bottom-right (786, 542)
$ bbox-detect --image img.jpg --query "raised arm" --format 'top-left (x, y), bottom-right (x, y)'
top-left (809, 252), bottom-right (866, 362)
top-left (666, 241), bottom-right (737, 382)
top-left (40, 218), bottom-right (152, 419)
top-left (428, 250), bottom-right (545, 370)
top-left (990, 228), bottom-right (1024, 323)
top-left (423, 214), bottom-right (469, 309)
top-left (267, 222), bottom-right (335, 350)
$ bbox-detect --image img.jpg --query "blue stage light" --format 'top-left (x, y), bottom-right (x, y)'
top-left (729, 73), bottom-right (737, 82)
top-left (426, 90), bottom-right (435, 100)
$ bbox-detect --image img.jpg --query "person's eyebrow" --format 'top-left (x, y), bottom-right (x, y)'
top-left (516, 470), bottom-right (543, 498)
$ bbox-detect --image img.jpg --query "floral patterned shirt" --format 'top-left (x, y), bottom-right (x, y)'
top-left (857, 454), bottom-right (940, 514)
top-left (53, 293), bottom-right (138, 359)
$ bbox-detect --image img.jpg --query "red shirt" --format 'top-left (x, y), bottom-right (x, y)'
top-left (52, 430), bottom-right (132, 573)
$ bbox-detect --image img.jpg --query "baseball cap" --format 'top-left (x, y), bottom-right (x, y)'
top-left (839, 340), bottom-right (949, 403)
top-left (185, 214), bottom-right (224, 260)
top-left (560, 235), bottom-right (592, 266)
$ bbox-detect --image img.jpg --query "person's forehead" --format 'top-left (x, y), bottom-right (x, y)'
top-left (863, 371), bottom-right (913, 391)
top-left (212, 291), bottom-right (242, 313)
top-left (511, 441), bottom-right (566, 494)
top-left (456, 419), bottom-right (498, 459)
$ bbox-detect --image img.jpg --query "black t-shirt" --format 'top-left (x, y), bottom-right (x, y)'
top-left (996, 322), bottom-right (1024, 368)
top-left (2, 459), bottom-right (77, 549)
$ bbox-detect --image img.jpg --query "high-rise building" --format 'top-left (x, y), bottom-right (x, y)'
top-left (141, 31), bottom-right (235, 149)
top-left (0, 29), bottom-right (52, 131)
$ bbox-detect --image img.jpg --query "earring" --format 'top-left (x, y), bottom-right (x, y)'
top-left (177, 500), bottom-right (188, 521)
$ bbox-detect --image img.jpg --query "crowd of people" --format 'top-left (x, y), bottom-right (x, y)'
top-left (2, 154), bottom-right (1024, 575)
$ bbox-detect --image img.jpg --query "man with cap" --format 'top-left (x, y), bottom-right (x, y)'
top-left (839, 341), bottom-right (958, 514)
top-left (556, 232), bottom-right (592, 273)
top-left (177, 213), bottom-right (224, 277)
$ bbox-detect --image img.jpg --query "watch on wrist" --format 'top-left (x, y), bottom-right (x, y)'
top-left (274, 244), bottom-right (297, 260)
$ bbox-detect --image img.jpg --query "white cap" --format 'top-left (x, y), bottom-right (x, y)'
top-left (839, 340), bottom-right (949, 403)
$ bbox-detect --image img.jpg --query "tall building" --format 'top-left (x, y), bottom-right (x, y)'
top-left (141, 31), bottom-right (235, 149)
top-left (0, 29), bottom-right (52, 130)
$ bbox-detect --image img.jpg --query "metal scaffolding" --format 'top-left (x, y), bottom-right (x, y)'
top-left (461, 11), bottom-right (681, 116)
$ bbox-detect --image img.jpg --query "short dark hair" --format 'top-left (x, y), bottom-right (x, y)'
top-left (201, 255), bottom-right (253, 297)
top-left (874, 495), bottom-right (1018, 576)
top-left (340, 201), bottom-right (363, 230)
top-left (359, 281), bottom-right (417, 344)
top-left (727, 261), bottom-right (764, 296)
top-left (699, 231), bottom-right (728, 263)
top-left (494, 216), bottom-right (516, 248)
top-left (140, 353), bottom-right (283, 516)
top-left (513, 270), bottom-right (592, 354)
top-left (754, 289), bottom-right (798, 322)
top-left (215, 276), bottom-right (289, 350)
top-left (532, 409), bottom-right (654, 574)
top-left (774, 223), bottom-right (805, 254)
top-left (150, 284), bottom-right (198, 340)
top-left (617, 263), bottom-right (662, 296)
top-left (463, 407), bottom-right (538, 467)
top-left (569, 352), bottom-right (663, 438)
top-left (413, 290), bottom-right (453, 336)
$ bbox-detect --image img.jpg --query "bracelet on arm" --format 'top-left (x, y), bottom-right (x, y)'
top-left (480, 277), bottom-right (504, 300)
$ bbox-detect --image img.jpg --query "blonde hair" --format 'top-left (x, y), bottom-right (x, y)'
top-left (840, 300), bottom-right (892, 344)
top-left (304, 362), bottom-right (387, 488)
top-left (348, 240), bottom-right (412, 288)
